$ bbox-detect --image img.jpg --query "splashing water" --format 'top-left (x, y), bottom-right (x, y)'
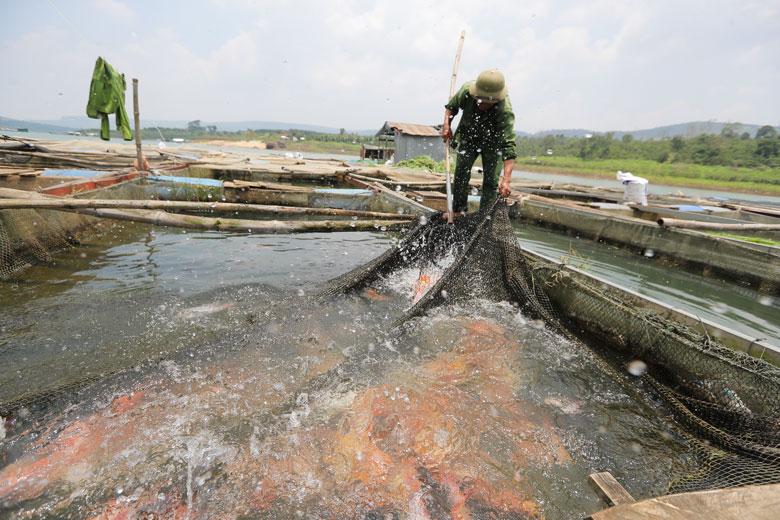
top-left (0, 226), bottom-right (699, 518)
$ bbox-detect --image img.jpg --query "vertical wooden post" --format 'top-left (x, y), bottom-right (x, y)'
top-left (132, 78), bottom-right (144, 172)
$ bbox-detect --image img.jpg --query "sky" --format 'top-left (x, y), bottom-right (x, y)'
top-left (1, 0), bottom-right (779, 133)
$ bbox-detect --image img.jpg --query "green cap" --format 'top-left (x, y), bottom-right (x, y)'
top-left (469, 69), bottom-right (507, 102)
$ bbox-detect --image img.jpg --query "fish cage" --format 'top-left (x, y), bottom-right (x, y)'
top-left (1, 155), bottom-right (778, 518)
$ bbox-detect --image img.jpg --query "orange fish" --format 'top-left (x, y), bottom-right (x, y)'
top-left (411, 272), bottom-right (442, 304)
top-left (363, 287), bottom-right (390, 302)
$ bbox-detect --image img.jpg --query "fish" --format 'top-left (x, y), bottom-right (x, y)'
top-left (544, 396), bottom-right (582, 415)
top-left (0, 319), bottom-right (569, 518)
top-left (411, 271), bottom-right (442, 304)
top-left (362, 287), bottom-right (390, 302)
top-left (176, 302), bottom-right (235, 320)
top-left (240, 319), bottom-right (568, 518)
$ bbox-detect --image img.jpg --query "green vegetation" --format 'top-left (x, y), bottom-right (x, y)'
top-left (395, 155), bottom-right (447, 172)
top-left (80, 122), bottom-right (369, 155)
top-left (709, 233), bottom-right (780, 247)
top-left (516, 128), bottom-right (780, 194)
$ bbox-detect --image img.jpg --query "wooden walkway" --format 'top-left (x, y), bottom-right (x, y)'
top-left (591, 482), bottom-right (780, 519)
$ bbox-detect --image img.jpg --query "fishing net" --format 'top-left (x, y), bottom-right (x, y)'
top-left (0, 207), bottom-right (86, 280)
top-left (321, 199), bottom-right (780, 495)
top-left (0, 182), bottom-right (185, 415)
top-left (0, 183), bottom-right (154, 281)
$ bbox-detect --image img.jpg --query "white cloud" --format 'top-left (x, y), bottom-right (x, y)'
top-left (1, 0), bottom-right (778, 131)
top-left (93, 0), bottom-right (135, 22)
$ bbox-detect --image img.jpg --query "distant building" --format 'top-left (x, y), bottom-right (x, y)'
top-left (368, 121), bottom-right (444, 163)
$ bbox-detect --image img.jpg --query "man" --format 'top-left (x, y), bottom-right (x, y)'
top-left (441, 69), bottom-right (516, 215)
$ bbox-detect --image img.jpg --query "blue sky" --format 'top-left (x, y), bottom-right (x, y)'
top-left (1, 0), bottom-right (779, 132)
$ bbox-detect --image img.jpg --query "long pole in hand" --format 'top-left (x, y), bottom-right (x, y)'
top-left (444, 30), bottom-right (465, 224)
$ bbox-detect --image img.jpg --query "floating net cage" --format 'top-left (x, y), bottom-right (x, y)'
top-left (0, 180), bottom-right (220, 281)
top-left (321, 200), bottom-right (780, 495)
top-left (2, 192), bottom-right (779, 498)
top-left (1, 183), bottom-right (139, 280)
top-left (0, 178), bottom-right (252, 414)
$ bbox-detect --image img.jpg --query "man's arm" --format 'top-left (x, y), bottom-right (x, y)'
top-left (499, 158), bottom-right (515, 197)
top-left (442, 83), bottom-right (468, 141)
top-left (498, 97), bottom-right (517, 197)
top-left (498, 98), bottom-right (518, 197)
top-left (442, 109), bottom-right (454, 141)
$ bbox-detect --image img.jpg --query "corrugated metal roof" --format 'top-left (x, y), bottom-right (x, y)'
top-left (382, 121), bottom-right (441, 137)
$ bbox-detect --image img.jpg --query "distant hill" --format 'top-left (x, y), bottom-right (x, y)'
top-left (529, 121), bottom-right (780, 140)
top-left (0, 116), bottom-right (73, 134)
top-left (30, 116), bottom-right (342, 134)
top-left (531, 128), bottom-right (594, 138)
top-left (6, 115), bottom-right (779, 140)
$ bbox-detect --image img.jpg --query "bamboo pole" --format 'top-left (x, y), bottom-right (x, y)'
top-left (0, 149), bottom-right (130, 169)
top-left (346, 172), bottom-right (446, 188)
top-left (657, 218), bottom-right (780, 231)
top-left (444, 30), bottom-right (466, 224)
top-left (0, 197), bottom-right (415, 220)
top-left (722, 204), bottom-right (780, 218)
top-left (132, 78), bottom-right (144, 172)
top-left (63, 207), bottom-right (409, 234)
top-left (0, 187), bottom-right (413, 233)
top-left (343, 175), bottom-right (436, 215)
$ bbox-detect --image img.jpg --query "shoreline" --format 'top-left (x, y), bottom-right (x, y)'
top-left (516, 163), bottom-right (780, 198)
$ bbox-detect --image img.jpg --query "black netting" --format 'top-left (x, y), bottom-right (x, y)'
top-left (0, 183), bottom-right (152, 281)
top-left (319, 199), bottom-right (780, 495)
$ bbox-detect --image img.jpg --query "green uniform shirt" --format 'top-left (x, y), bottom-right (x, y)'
top-left (86, 57), bottom-right (133, 141)
top-left (445, 81), bottom-right (517, 161)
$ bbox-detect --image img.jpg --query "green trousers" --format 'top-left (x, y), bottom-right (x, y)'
top-left (452, 145), bottom-right (502, 213)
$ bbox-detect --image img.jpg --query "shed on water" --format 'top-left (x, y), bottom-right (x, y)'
top-left (375, 121), bottom-right (445, 162)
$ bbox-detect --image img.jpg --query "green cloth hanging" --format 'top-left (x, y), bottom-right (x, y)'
top-left (86, 57), bottom-right (133, 141)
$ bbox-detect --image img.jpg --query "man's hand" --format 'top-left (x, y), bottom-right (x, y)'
top-left (445, 210), bottom-right (466, 223)
top-left (498, 178), bottom-right (511, 197)
top-left (499, 158), bottom-right (515, 197)
top-left (441, 124), bottom-right (452, 142)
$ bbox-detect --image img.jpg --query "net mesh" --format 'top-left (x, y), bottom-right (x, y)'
top-left (3, 190), bottom-right (779, 497)
top-left (0, 182), bottom-right (175, 281)
top-left (0, 208), bottom-right (89, 280)
top-left (321, 199), bottom-right (780, 495)
top-left (0, 182), bottom-right (177, 414)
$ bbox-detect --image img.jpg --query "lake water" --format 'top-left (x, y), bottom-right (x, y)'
top-left (0, 220), bottom-right (707, 519)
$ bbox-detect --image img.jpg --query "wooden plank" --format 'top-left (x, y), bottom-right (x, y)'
top-left (347, 172), bottom-right (445, 189)
top-left (39, 171), bottom-right (142, 197)
top-left (0, 197), bottom-right (415, 220)
top-left (722, 203), bottom-right (780, 218)
top-left (588, 472), bottom-right (635, 506)
top-left (0, 168), bottom-right (38, 177)
top-left (345, 174), bottom-right (436, 215)
top-left (590, 483), bottom-right (780, 520)
top-left (222, 189), bottom-right (311, 207)
top-left (658, 217), bottom-right (780, 231)
top-left (223, 180), bottom-right (312, 192)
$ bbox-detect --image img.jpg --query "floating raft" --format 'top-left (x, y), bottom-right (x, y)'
top-left (510, 193), bottom-right (780, 294)
top-left (588, 472), bottom-right (780, 520)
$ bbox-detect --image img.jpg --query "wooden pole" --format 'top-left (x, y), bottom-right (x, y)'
top-left (132, 78), bottom-right (144, 172)
top-left (0, 197), bottom-right (415, 220)
top-left (722, 204), bottom-right (780, 218)
top-left (444, 30), bottom-right (465, 224)
top-left (657, 218), bottom-right (780, 231)
top-left (59, 207), bottom-right (409, 234)
top-left (0, 187), bottom-right (414, 233)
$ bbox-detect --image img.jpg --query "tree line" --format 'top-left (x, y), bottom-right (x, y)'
top-left (516, 125), bottom-right (780, 168)
top-left (134, 121), bottom-right (373, 144)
